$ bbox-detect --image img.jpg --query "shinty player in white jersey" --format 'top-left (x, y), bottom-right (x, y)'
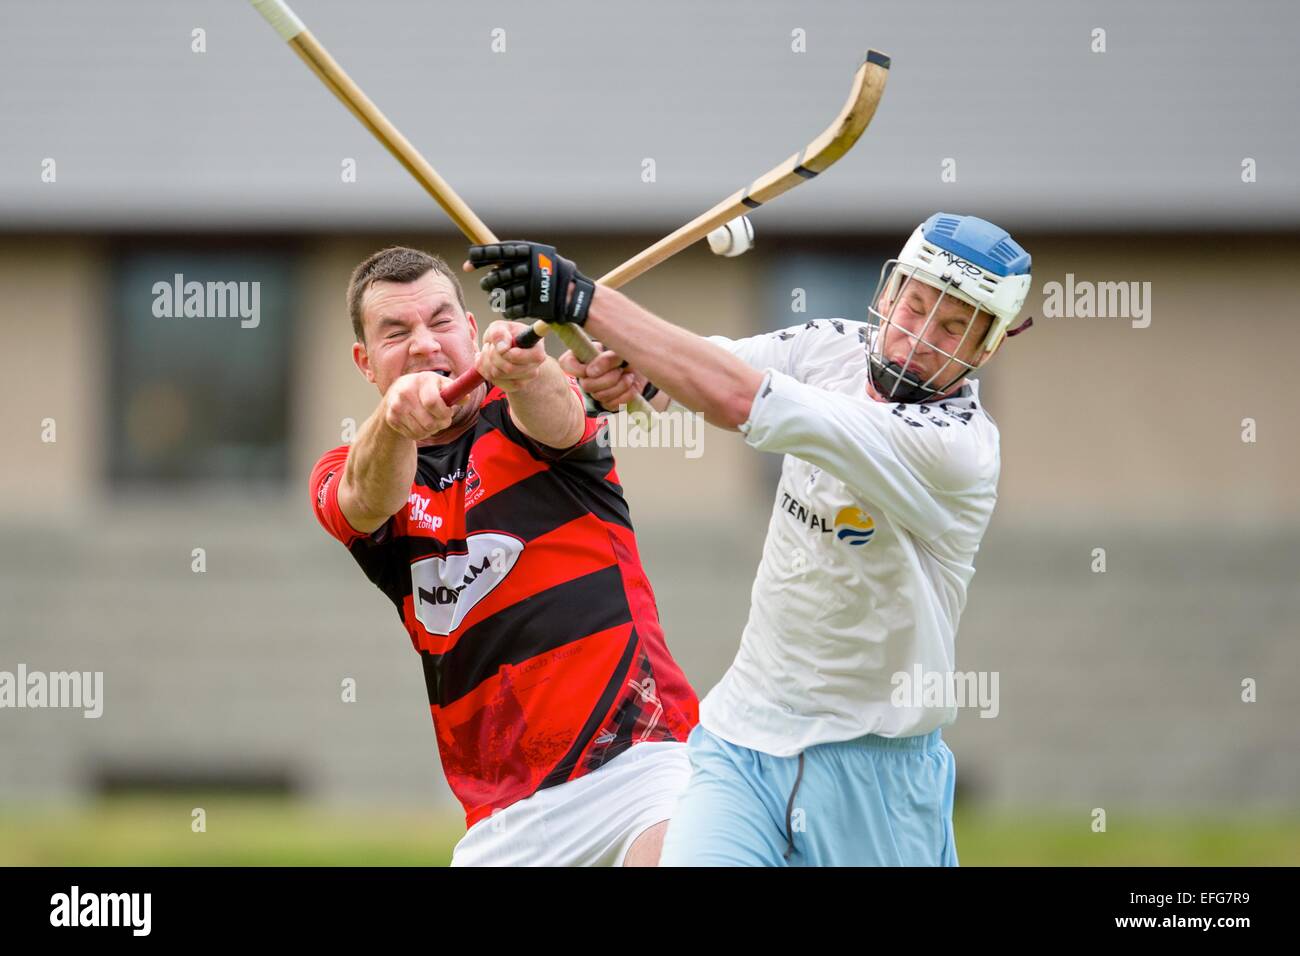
top-left (464, 212), bottom-right (1034, 866)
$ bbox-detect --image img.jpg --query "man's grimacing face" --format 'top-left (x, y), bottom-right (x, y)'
top-left (352, 270), bottom-right (481, 429)
top-left (353, 271), bottom-right (478, 390)
top-left (872, 276), bottom-right (995, 398)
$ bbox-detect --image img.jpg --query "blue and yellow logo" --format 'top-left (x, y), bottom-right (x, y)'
top-left (834, 507), bottom-right (875, 546)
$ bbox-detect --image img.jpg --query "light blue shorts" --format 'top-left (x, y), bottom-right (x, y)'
top-left (659, 723), bottom-right (958, 867)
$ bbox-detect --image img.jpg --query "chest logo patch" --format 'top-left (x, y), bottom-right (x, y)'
top-left (464, 455), bottom-right (486, 505)
top-left (411, 532), bottom-right (524, 635)
top-left (781, 491), bottom-right (876, 547)
top-left (833, 507), bottom-right (876, 546)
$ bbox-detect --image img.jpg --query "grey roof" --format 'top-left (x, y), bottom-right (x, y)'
top-left (2, 0), bottom-right (1296, 232)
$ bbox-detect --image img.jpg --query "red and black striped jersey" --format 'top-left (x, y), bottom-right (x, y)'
top-left (309, 385), bottom-right (698, 827)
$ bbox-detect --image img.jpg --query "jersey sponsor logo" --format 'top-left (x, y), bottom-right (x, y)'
top-left (411, 532), bottom-right (523, 635)
top-left (432, 468), bottom-right (464, 491)
top-left (780, 490), bottom-right (833, 534)
top-left (780, 491), bottom-right (876, 547)
top-left (427, 457), bottom-right (484, 498)
top-left (833, 507), bottom-right (875, 546)
top-left (408, 492), bottom-right (443, 533)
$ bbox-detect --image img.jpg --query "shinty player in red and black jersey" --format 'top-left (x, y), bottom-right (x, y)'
top-left (310, 247), bottom-right (698, 866)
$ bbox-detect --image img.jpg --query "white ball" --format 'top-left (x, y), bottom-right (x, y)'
top-left (707, 215), bottom-right (755, 257)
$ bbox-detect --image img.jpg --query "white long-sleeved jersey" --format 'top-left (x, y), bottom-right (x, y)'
top-left (690, 319), bottom-right (1000, 755)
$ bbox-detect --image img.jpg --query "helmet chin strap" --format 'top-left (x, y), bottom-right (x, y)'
top-left (868, 355), bottom-right (963, 404)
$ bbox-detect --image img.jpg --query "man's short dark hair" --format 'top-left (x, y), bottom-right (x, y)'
top-left (347, 246), bottom-right (468, 344)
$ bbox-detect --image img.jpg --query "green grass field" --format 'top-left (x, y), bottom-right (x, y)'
top-left (3, 798), bottom-right (1298, 865)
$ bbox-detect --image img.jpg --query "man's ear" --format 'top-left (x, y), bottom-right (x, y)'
top-left (352, 339), bottom-right (377, 385)
top-left (465, 310), bottom-right (478, 343)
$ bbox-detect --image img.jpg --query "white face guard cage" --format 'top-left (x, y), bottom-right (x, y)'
top-left (866, 262), bottom-right (990, 404)
top-left (865, 215), bottom-right (1034, 404)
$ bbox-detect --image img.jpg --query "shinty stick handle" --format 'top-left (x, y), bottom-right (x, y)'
top-left (248, 0), bottom-right (647, 416)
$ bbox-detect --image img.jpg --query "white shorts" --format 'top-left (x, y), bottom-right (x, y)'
top-left (450, 741), bottom-right (692, 867)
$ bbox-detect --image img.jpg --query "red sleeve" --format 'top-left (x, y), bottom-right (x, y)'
top-left (309, 445), bottom-right (372, 546)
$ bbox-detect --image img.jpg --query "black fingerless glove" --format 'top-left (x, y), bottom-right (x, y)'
top-left (467, 241), bottom-right (596, 325)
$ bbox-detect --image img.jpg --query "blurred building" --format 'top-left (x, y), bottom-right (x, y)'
top-left (2, 0), bottom-right (1298, 815)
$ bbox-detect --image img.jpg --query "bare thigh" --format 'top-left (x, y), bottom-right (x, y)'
top-left (623, 820), bottom-right (670, 867)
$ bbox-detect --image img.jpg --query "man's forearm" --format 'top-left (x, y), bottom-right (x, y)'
top-left (340, 403), bottom-right (417, 533)
top-left (506, 358), bottom-right (586, 449)
top-left (583, 287), bottom-right (763, 430)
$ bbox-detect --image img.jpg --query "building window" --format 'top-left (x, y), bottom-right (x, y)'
top-left (760, 245), bottom-right (888, 336)
top-left (109, 247), bottom-right (295, 485)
